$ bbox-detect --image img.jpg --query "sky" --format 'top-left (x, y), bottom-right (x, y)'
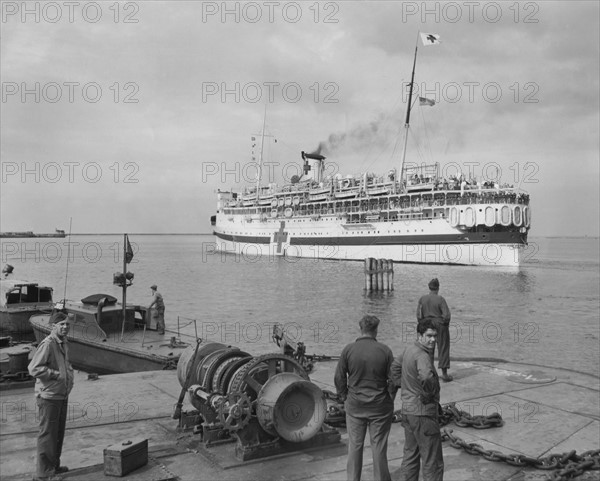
top-left (1, 1), bottom-right (599, 237)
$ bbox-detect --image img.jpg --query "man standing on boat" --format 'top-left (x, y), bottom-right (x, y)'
top-left (148, 284), bottom-right (165, 334)
top-left (391, 319), bottom-right (443, 481)
top-left (28, 312), bottom-right (74, 481)
top-left (334, 315), bottom-right (395, 481)
top-left (417, 278), bottom-right (452, 382)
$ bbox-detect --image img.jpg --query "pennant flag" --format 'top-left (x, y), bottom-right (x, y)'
top-left (420, 33), bottom-right (440, 46)
top-left (419, 97), bottom-right (436, 107)
top-left (125, 235), bottom-right (134, 264)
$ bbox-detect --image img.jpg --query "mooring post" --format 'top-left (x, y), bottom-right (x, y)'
top-left (364, 258), bottom-right (372, 290)
top-left (365, 257), bottom-right (394, 291)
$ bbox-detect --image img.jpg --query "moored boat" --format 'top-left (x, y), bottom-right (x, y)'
top-left (1, 273), bottom-right (54, 337)
top-left (29, 294), bottom-right (190, 374)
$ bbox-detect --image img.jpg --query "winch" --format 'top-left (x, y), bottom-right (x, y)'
top-left (176, 338), bottom-right (341, 461)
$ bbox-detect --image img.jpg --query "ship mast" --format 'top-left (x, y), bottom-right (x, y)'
top-left (255, 104), bottom-right (267, 202)
top-left (399, 38), bottom-right (419, 193)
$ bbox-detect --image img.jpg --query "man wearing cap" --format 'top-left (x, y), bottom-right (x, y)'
top-left (334, 315), bottom-right (395, 481)
top-left (28, 312), bottom-right (75, 481)
top-left (417, 278), bottom-right (452, 382)
top-left (148, 285), bottom-right (165, 334)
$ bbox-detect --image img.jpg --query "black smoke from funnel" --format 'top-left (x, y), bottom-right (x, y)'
top-left (317, 114), bottom-right (397, 157)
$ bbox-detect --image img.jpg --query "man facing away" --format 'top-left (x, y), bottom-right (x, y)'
top-left (416, 278), bottom-right (452, 382)
top-left (334, 315), bottom-right (396, 481)
top-left (148, 284), bottom-right (165, 334)
top-left (392, 319), bottom-right (444, 481)
top-left (28, 312), bottom-right (75, 481)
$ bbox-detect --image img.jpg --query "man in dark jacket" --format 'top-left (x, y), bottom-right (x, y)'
top-left (334, 315), bottom-right (395, 481)
top-left (391, 319), bottom-right (443, 480)
top-left (417, 278), bottom-right (452, 382)
top-left (28, 312), bottom-right (75, 481)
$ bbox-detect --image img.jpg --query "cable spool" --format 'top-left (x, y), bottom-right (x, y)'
top-left (177, 343), bottom-right (340, 460)
top-left (256, 372), bottom-right (326, 442)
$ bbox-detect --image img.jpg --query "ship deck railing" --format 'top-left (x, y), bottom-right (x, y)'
top-left (221, 188), bottom-right (529, 215)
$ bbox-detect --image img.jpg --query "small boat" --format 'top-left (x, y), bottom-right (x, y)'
top-left (1, 274), bottom-right (54, 336)
top-left (29, 294), bottom-right (191, 374)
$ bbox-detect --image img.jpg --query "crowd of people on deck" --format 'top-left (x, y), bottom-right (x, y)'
top-left (406, 173), bottom-right (515, 194)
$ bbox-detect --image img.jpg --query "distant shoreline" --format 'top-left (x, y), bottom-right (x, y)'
top-left (3, 233), bottom-right (597, 239)
top-left (61, 234), bottom-right (594, 239)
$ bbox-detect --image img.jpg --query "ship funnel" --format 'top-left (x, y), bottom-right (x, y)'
top-left (301, 150), bottom-right (326, 161)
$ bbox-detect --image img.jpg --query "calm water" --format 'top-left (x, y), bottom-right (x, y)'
top-left (1, 236), bottom-right (599, 376)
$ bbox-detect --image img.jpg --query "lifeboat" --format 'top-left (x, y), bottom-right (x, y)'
top-left (449, 206), bottom-right (459, 227)
top-left (499, 205), bottom-right (511, 226)
top-left (463, 206), bottom-right (475, 228)
top-left (484, 206), bottom-right (495, 227)
top-left (512, 205), bottom-right (523, 227)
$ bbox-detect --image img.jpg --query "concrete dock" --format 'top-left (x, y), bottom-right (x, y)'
top-left (1, 359), bottom-right (598, 481)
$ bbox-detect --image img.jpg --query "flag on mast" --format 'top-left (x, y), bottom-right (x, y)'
top-left (420, 33), bottom-right (440, 46)
top-left (419, 97), bottom-right (436, 107)
top-left (125, 235), bottom-right (134, 264)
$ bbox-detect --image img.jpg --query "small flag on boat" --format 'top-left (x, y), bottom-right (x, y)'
top-left (420, 33), bottom-right (440, 46)
top-left (419, 97), bottom-right (435, 107)
top-left (125, 235), bottom-right (134, 264)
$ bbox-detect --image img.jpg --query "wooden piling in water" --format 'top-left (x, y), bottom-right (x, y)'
top-left (364, 258), bottom-right (394, 291)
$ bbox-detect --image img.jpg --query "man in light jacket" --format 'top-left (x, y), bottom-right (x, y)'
top-left (392, 319), bottom-right (443, 480)
top-left (28, 312), bottom-right (75, 481)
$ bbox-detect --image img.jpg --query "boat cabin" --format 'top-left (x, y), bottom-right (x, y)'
top-left (1, 280), bottom-right (53, 309)
top-left (61, 294), bottom-right (151, 340)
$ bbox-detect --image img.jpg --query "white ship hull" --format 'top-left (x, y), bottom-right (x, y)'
top-left (213, 210), bottom-right (526, 267)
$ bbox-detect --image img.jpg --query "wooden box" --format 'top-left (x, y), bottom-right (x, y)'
top-left (103, 438), bottom-right (148, 477)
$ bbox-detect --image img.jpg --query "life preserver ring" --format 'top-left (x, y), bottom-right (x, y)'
top-left (284, 207), bottom-right (293, 218)
top-left (464, 206), bottom-right (475, 228)
top-left (270, 209), bottom-right (278, 218)
top-left (449, 206), bottom-right (459, 227)
top-left (499, 205), bottom-right (511, 226)
top-left (512, 205), bottom-right (522, 227)
top-left (523, 205), bottom-right (530, 228)
top-left (484, 206), bottom-right (495, 227)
